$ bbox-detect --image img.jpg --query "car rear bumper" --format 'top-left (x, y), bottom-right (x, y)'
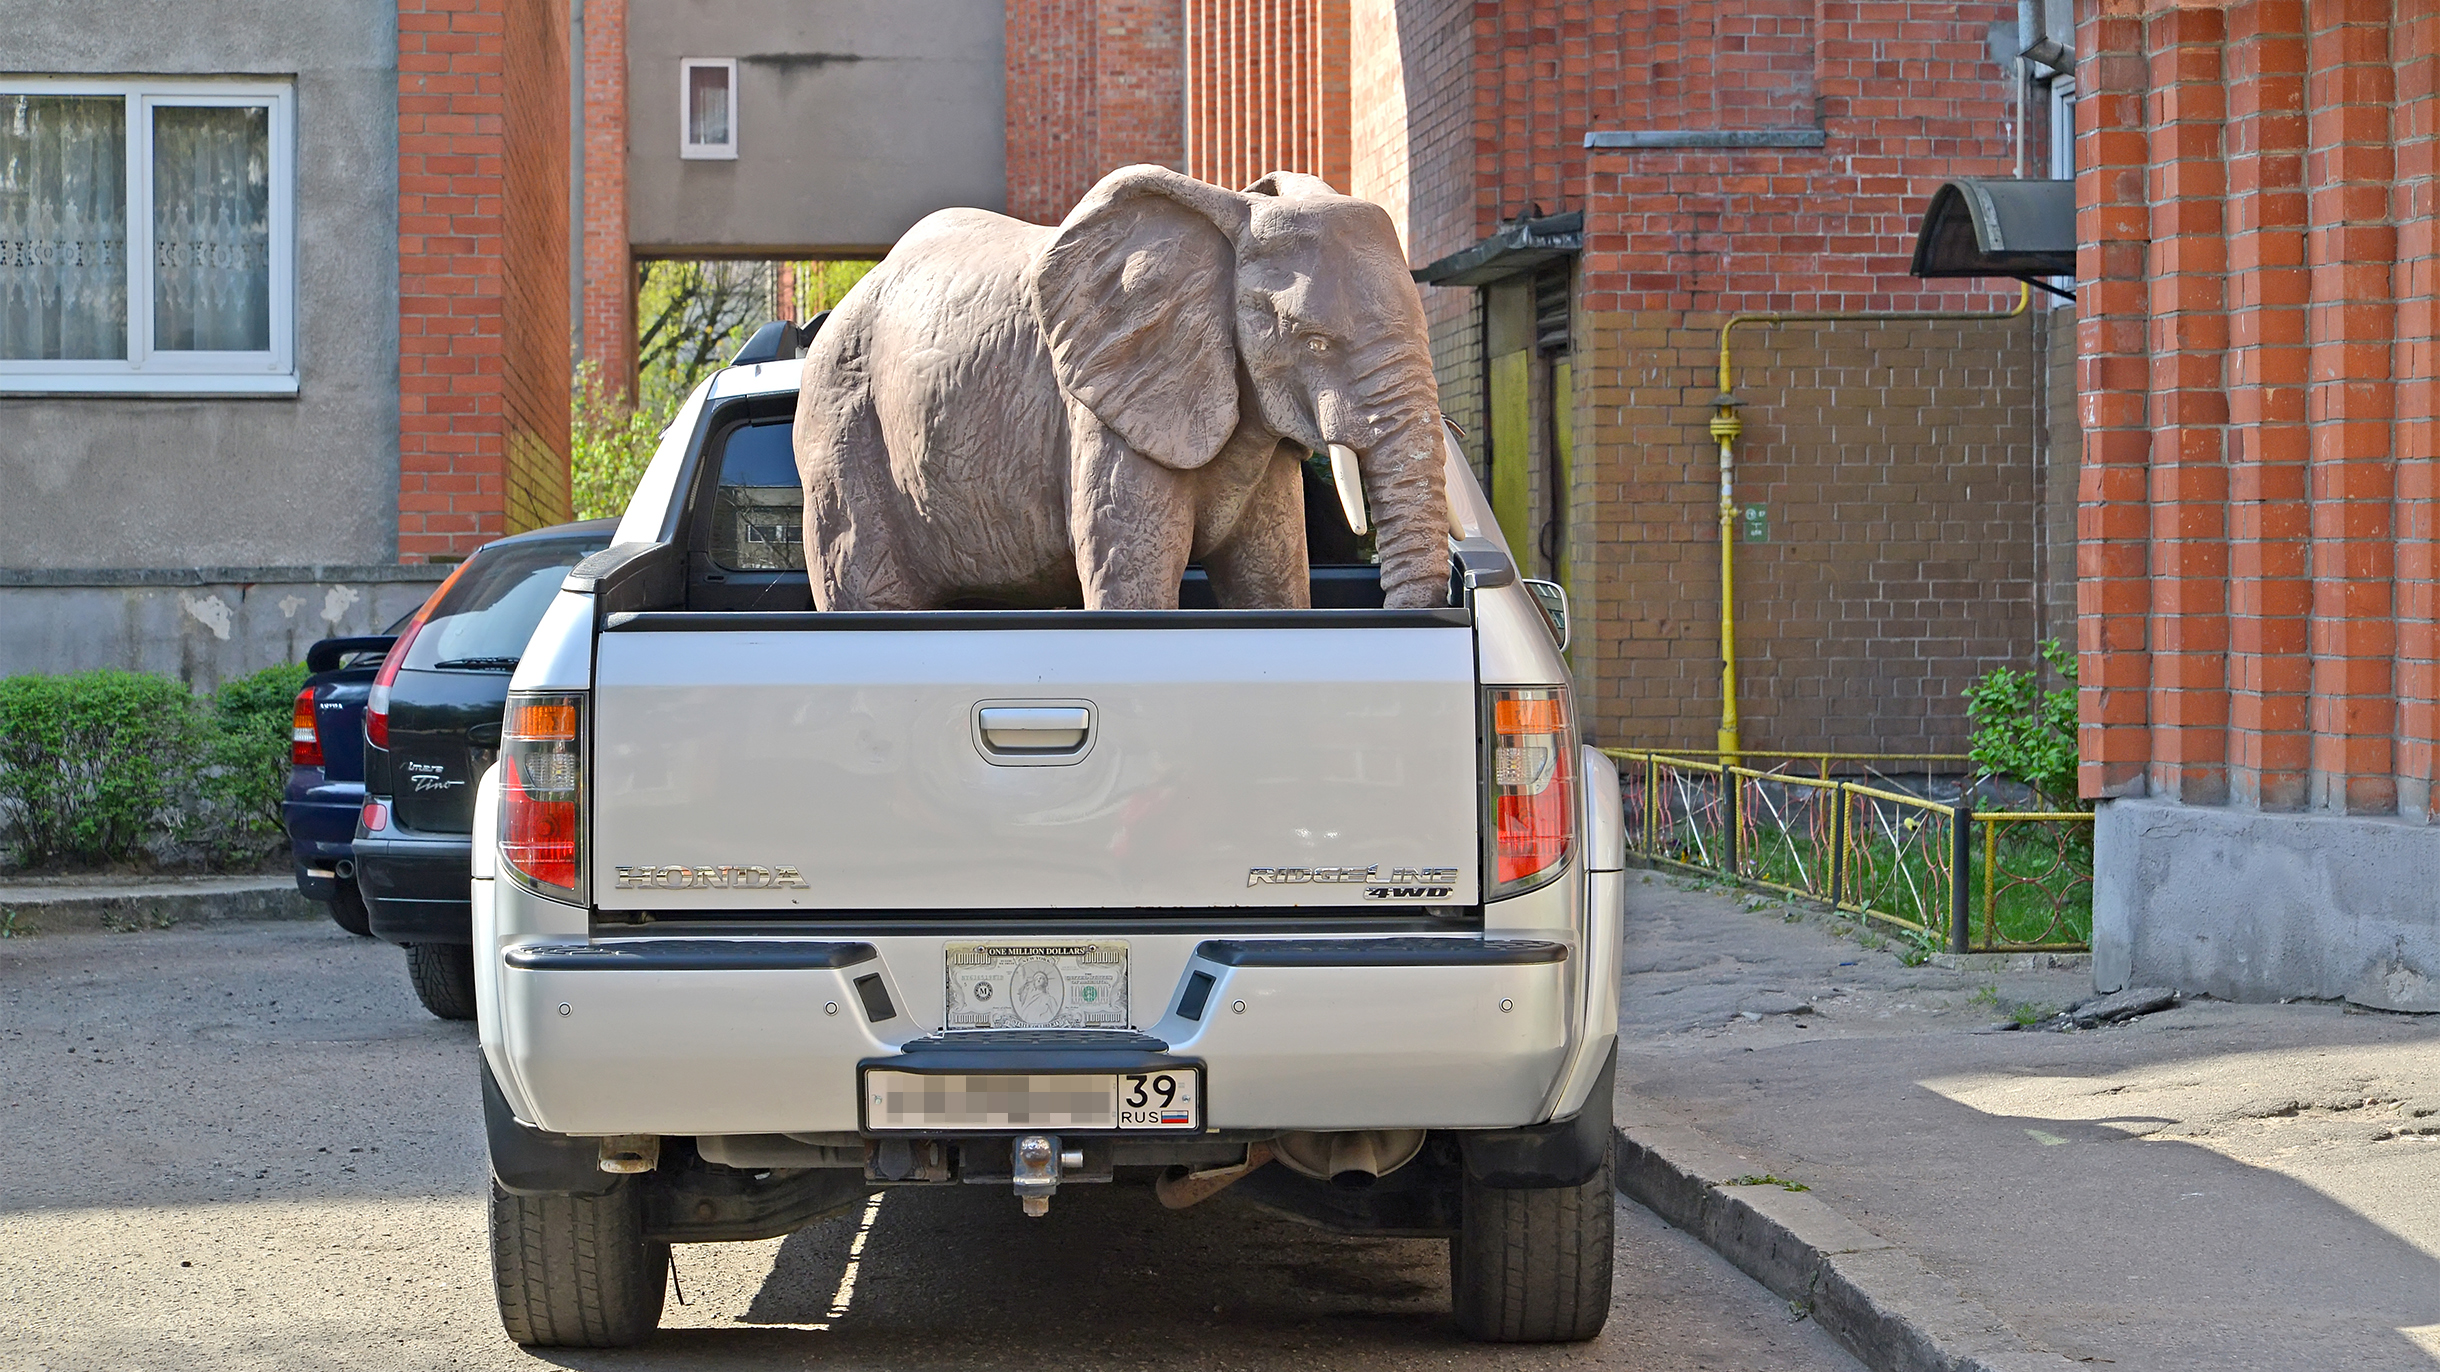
top-left (356, 825), bottom-right (474, 945)
top-left (485, 927), bottom-right (1580, 1138)
top-left (283, 785), bottom-right (364, 897)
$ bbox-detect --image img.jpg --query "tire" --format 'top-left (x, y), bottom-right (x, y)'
top-left (328, 884), bottom-right (372, 938)
top-left (489, 1178), bottom-right (668, 1348)
top-left (1451, 1134), bottom-right (1615, 1342)
top-left (406, 942), bottom-right (477, 1021)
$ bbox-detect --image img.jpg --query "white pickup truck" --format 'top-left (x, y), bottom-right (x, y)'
top-left (471, 348), bottom-right (1626, 1347)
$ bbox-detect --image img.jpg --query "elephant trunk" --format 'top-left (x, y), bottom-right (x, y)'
top-left (1356, 410), bottom-right (1455, 610)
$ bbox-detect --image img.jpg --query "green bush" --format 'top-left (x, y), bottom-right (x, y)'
top-left (0, 670), bottom-right (199, 867)
top-left (1963, 640), bottom-right (2082, 809)
top-left (188, 662), bottom-right (312, 863)
top-left (0, 664), bottom-right (311, 871)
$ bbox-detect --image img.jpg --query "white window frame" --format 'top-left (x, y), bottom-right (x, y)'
top-left (679, 58), bottom-right (739, 160)
top-left (0, 77), bottom-right (296, 396)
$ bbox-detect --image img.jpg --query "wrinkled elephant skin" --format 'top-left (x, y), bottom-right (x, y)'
top-left (792, 165), bottom-right (1452, 611)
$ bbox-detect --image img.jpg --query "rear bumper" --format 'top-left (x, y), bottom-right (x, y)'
top-left (357, 825), bottom-right (474, 945)
top-left (486, 929), bottom-right (1578, 1138)
top-left (283, 780), bottom-right (364, 890)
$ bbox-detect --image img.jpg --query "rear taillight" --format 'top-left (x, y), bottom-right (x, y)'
top-left (1485, 686), bottom-right (1576, 899)
top-left (366, 560), bottom-right (471, 750)
top-left (290, 687), bottom-right (323, 767)
top-left (360, 800), bottom-right (388, 832)
top-left (364, 619), bottom-right (419, 750)
top-left (501, 692), bottom-right (584, 901)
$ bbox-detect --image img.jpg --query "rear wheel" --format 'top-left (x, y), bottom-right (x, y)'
top-left (406, 942), bottom-right (477, 1021)
top-left (328, 884), bottom-right (372, 937)
top-left (490, 1179), bottom-right (668, 1347)
top-left (1451, 1134), bottom-right (1615, 1342)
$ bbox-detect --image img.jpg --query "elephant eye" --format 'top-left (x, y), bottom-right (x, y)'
top-left (1303, 334), bottom-right (1330, 354)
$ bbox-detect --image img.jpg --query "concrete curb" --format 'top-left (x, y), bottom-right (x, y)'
top-left (0, 877), bottom-right (323, 936)
top-left (1615, 1123), bottom-right (2075, 1372)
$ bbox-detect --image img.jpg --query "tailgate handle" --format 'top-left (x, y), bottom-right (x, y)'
top-left (976, 705), bottom-right (1092, 756)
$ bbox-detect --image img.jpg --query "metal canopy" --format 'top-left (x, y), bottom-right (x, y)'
top-left (1909, 180), bottom-right (2075, 281)
top-left (1413, 211), bottom-right (1583, 287)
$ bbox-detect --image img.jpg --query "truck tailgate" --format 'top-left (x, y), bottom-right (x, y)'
top-left (589, 610), bottom-right (1481, 911)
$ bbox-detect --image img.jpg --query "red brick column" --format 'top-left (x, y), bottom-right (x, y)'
top-left (2304, 0), bottom-right (2397, 816)
top-left (2225, 0), bottom-right (2313, 812)
top-left (397, 0), bottom-right (509, 561)
top-left (2143, 6), bottom-right (2231, 804)
top-left (396, 0), bottom-right (569, 561)
top-left (2400, 8), bottom-right (2440, 822)
top-left (579, 0), bottom-right (632, 396)
top-left (2077, 0), bottom-right (2157, 799)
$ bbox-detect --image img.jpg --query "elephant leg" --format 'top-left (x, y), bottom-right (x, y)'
top-left (802, 403), bottom-right (930, 611)
top-left (1200, 446), bottom-right (1311, 609)
top-left (1069, 413), bottom-right (1194, 610)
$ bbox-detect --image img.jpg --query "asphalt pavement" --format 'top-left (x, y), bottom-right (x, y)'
top-left (0, 918), bottom-right (1860, 1371)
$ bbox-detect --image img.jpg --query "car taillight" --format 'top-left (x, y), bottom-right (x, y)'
top-left (364, 619), bottom-right (420, 750)
top-left (501, 692), bottom-right (584, 900)
top-left (1485, 686), bottom-right (1576, 899)
top-left (290, 687), bottom-right (323, 767)
top-left (365, 559), bottom-right (471, 750)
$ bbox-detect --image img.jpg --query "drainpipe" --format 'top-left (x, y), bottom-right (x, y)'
top-left (1707, 282), bottom-right (2032, 764)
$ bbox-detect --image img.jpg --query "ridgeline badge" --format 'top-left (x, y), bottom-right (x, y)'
top-left (614, 864), bottom-right (810, 890)
top-left (1247, 866), bottom-right (1460, 900)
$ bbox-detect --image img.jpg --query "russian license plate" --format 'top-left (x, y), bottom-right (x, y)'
top-left (944, 940), bottom-right (1128, 1028)
top-left (863, 1069), bottom-right (1201, 1131)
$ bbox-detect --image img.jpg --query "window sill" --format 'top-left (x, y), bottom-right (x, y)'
top-left (680, 146), bottom-right (739, 161)
top-left (0, 373), bottom-right (299, 398)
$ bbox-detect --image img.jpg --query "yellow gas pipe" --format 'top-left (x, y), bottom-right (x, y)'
top-left (1708, 283), bottom-right (2032, 764)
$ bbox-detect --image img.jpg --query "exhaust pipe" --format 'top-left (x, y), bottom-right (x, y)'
top-left (1271, 1129), bottom-right (1426, 1191)
top-left (1323, 1131), bottom-right (1385, 1190)
top-left (334, 859), bottom-right (355, 880)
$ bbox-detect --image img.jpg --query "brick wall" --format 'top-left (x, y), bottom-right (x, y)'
top-left (396, 0), bottom-right (572, 561)
top-left (503, 0), bottom-right (573, 533)
top-left (1004, 0), bottom-right (1184, 224)
top-left (2075, 0), bottom-right (2439, 823)
top-left (578, 0), bottom-right (630, 394)
top-left (1182, 0), bottom-right (1351, 192)
top-left (1378, 0), bottom-right (2036, 751)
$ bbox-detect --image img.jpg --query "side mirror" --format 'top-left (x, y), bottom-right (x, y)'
top-left (1522, 578), bottom-right (1569, 650)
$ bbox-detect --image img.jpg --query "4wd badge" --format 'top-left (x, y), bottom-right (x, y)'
top-left (1247, 866), bottom-right (1459, 900)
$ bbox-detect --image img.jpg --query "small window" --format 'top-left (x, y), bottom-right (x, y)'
top-left (0, 79), bottom-right (294, 394)
top-left (708, 421), bottom-right (803, 571)
top-left (403, 535), bottom-right (613, 672)
top-left (681, 59), bottom-right (738, 160)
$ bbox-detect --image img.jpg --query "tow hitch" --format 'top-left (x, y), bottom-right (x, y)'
top-left (1010, 1134), bottom-right (1083, 1217)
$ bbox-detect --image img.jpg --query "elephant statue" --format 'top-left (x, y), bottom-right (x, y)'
top-left (791, 164), bottom-right (1452, 610)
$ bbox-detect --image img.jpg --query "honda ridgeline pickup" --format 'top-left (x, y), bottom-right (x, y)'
top-left (470, 344), bottom-right (1626, 1348)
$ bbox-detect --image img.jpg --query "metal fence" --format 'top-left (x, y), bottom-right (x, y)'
top-left (1605, 749), bottom-right (2094, 954)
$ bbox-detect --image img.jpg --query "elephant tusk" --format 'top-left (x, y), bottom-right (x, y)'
top-left (1327, 443), bottom-right (1370, 537)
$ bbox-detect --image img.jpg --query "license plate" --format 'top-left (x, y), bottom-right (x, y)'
top-left (863, 1069), bottom-right (1201, 1132)
top-left (944, 940), bottom-right (1128, 1028)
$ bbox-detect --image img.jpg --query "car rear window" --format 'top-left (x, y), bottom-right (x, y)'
top-left (699, 417), bottom-right (1379, 571)
top-left (708, 421), bottom-right (806, 572)
top-left (403, 537), bottom-right (610, 671)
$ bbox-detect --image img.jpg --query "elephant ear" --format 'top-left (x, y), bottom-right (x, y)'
top-left (1029, 165), bottom-right (1246, 471)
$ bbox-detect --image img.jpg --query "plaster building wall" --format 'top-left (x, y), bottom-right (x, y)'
top-left (629, 0), bottom-right (1007, 253)
top-left (0, 0), bottom-right (402, 571)
top-left (2077, 1), bottom-right (2440, 1002)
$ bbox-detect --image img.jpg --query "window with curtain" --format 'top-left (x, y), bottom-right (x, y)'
top-left (681, 60), bottom-right (738, 159)
top-left (0, 80), bottom-right (292, 393)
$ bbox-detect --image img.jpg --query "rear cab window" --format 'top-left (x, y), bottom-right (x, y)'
top-left (680, 399), bottom-right (1390, 610)
top-left (405, 538), bottom-right (612, 671)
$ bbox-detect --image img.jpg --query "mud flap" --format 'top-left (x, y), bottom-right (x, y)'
top-left (1457, 1043), bottom-right (1615, 1188)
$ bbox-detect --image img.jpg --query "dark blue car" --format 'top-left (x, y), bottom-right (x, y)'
top-left (284, 626), bottom-right (411, 935)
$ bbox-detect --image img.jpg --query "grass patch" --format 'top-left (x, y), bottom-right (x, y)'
top-left (1727, 1174), bottom-right (1810, 1192)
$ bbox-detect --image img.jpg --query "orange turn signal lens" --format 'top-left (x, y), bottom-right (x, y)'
top-left (505, 697), bottom-right (580, 741)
